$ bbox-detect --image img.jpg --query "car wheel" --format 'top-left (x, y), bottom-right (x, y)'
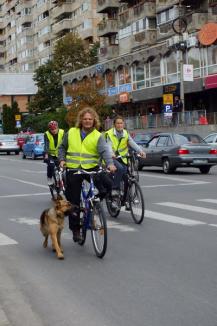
top-left (31, 152), bottom-right (36, 160)
top-left (199, 166), bottom-right (210, 174)
top-left (22, 152), bottom-right (26, 159)
top-left (162, 158), bottom-right (175, 174)
top-left (7, 152), bottom-right (10, 155)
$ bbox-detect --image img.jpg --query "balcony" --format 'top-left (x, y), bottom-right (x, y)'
top-left (17, 14), bottom-right (33, 26)
top-left (36, 2), bottom-right (50, 14)
top-left (133, 2), bottom-right (156, 19)
top-left (156, 0), bottom-right (179, 12)
top-left (98, 44), bottom-right (119, 61)
top-left (52, 19), bottom-right (72, 35)
top-left (97, 19), bottom-right (118, 37)
top-left (187, 12), bottom-right (208, 31)
top-left (132, 30), bottom-right (157, 48)
top-left (15, 1), bottom-right (33, 14)
top-left (97, 0), bottom-right (119, 13)
top-left (52, 3), bottom-right (73, 20)
top-left (80, 28), bottom-right (94, 40)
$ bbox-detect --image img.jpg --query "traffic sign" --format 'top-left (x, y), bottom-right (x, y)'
top-left (63, 96), bottom-right (73, 105)
top-left (163, 94), bottom-right (173, 105)
top-left (16, 120), bottom-right (21, 128)
top-left (15, 114), bottom-right (21, 121)
top-left (163, 104), bottom-right (173, 117)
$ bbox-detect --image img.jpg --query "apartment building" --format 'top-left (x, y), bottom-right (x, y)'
top-left (63, 0), bottom-right (217, 115)
top-left (0, 0), bottom-right (100, 72)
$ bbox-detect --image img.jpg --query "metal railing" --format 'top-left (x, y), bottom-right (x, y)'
top-left (103, 109), bottom-right (217, 130)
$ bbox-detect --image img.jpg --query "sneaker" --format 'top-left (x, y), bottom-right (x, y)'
top-left (111, 201), bottom-right (119, 210)
top-left (125, 202), bottom-right (131, 211)
top-left (111, 189), bottom-right (120, 197)
top-left (47, 178), bottom-right (53, 186)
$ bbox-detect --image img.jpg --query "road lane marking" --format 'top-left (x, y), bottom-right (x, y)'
top-left (21, 169), bottom-right (45, 174)
top-left (0, 175), bottom-right (47, 189)
top-left (141, 182), bottom-right (208, 188)
top-left (0, 233), bottom-right (17, 245)
top-left (156, 202), bottom-right (217, 216)
top-left (10, 217), bottom-right (39, 225)
top-left (197, 199), bottom-right (217, 204)
top-left (0, 192), bottom-right (49, 198)
top-left (122, 208), bottom-right (205, 226)
top-left (140, 173), bottom-right (210, 184)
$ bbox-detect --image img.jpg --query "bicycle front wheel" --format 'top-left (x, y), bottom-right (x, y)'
top-left (128, 181), bottom-right (145, 224)
top-left (91, 202), bottom-right (107, 258)
top-left (105, 194), bottom-right (121, 218)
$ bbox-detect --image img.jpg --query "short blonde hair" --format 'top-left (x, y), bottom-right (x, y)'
top-left (76, 107), bottom-right (100, 130)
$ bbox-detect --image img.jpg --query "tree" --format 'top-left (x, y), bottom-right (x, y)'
top-left (53, 33), bottom-right (99, 75)
top-left (28, 33), bottom-right (99, 114)
top-left (28, 60), bottom-right (63, 113)
top-left (65, 81), bottom-right (110, 128)
top-left (2, 101), bottom-right (20, 134)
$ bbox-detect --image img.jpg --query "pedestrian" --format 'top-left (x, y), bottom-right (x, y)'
top-left (172, 96), bottom-right (183, 126)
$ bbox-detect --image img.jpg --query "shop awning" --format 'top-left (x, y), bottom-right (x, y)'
top-left (205, 74), bottom-right (217, 89)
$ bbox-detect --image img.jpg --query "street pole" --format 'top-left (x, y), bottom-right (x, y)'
top-left (179, 0), bottom-right (185, 113)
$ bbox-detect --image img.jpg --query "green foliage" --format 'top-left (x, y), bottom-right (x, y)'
top-left (28, 33), bottom-right (99, 115)
top-left (22, 107), bottom-right (68, 133)
top-left (2, 102), bottom-right (20, 134)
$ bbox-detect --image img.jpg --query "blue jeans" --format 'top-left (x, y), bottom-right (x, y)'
top-left (113, 159), bottom-right (127, 189)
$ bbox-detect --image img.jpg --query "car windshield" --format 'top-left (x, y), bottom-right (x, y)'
top-left (134, 134), bottom-right (152, 142)
top-left (0, 135), bottom-right (16, 141)
top-left (36, 135), bottom-right (44, 142)
top-left (175, 134), bottom-right (204, 145)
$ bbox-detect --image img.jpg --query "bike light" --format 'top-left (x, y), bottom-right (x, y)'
top-left (209, 149), bottom-right (217, 154)
top-left (177, 149), bottom-right (189, 155)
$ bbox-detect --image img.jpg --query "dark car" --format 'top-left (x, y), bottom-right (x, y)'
top-left (137, 132), bottom-right (217, 174)
top-left (22, 133), bottom-right (44, 159)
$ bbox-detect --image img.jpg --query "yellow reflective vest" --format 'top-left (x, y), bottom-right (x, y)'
top-left (45, 129), bottom-right (64, 157)
top-left (105, 128), bottom-right (129, 164)
top-left (66, 127), bottom-right (101, 169)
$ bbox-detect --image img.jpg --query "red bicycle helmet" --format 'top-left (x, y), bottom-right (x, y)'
top-left (48, 121), bottom-right (58, 130)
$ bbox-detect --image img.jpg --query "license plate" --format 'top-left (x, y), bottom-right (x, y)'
top-left (193, 159), bottom-right (208, 164)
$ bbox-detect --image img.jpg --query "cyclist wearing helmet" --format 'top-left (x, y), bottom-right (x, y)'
top-left (44, 121), bottom-right (64, 185)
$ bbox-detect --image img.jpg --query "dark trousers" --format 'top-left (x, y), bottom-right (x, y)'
top-left (113, 159), bottom-right (128, 189)
top-left (65, 170), bottom-right (112, 232)
top-left (46, 156), bottom-right (58, 178)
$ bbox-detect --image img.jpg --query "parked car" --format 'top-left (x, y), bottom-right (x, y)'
top-left (133, 132), bottom-right (159, 147)
top-left (22, 133), bottom-right (44, 159)
top-left (203, 133), bottom-right (217, 146)
top-left (137, 132), bottom-right (217, 174)
top-left (0, 134), bottom-right (20, 155)
top-left (17, 131), bottom-right (34, 150)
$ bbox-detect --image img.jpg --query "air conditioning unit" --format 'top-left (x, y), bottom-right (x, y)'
top-left (186, 36), bottom-right (198, 48)
top-left (191, 13), bottom-right (208, 30)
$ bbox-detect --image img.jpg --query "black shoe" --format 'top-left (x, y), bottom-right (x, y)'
top-left (72, 229), bottom-right (81, 243)
top-left (125, 202), bottom-right (131, 211)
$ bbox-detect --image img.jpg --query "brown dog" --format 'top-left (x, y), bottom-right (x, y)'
top-left (40, 195), bottom-right (72, 259)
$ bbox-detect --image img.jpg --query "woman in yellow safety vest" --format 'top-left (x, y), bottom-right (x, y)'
top-left (59, 107), bottom-right (116, 242)
top-left (105, 116), bottom-right (145, 208)
top-left (44, 120), bottom-right (64, 186)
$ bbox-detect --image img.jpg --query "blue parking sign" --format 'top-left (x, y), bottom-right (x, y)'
top-left (163, 104), bottom-right (173, 117)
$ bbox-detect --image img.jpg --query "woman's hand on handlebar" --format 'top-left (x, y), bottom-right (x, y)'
top-left (107, 164), bottom-right (116, 173)
top-left (59, 160), bottom-right (66, 169)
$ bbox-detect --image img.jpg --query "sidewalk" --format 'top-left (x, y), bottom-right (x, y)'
top-left (0, 306), bottom-right (11, 326)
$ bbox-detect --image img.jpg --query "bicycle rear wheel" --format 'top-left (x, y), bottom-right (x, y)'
top-left (105, 194), bottom-right (121, 218)
top-left (128, 181), bottom-right (145, 224)
top-left (91, 202), bottom-right (107, 258)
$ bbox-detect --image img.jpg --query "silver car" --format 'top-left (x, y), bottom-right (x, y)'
top-left (137, 133), bottom-right (217, 174)
top-left (0, 134), bottom-right (20, 155)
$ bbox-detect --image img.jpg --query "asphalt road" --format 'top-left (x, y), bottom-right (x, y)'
top-left (0, 154), bottom-right (217, 326)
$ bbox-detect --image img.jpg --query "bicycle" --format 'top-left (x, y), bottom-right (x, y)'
top-left (105, 154), bottom-right (145, 224)
top-left (45, 158), bottom-right (66, 200)
top-left (69, 168), bottom-right (107, 259)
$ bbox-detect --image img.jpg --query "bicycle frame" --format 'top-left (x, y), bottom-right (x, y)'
top-left (80, 174), bottom-right (96, 230)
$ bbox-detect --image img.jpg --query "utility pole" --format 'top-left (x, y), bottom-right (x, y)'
top-left (179, 0), bottom-right (185, 113)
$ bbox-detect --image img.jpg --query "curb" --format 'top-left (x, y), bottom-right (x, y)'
top-left (0, 307), bottom-right (10, 326)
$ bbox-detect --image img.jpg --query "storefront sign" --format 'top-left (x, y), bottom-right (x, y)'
top-left (183, 64), bottom-right (194, 82)
top-left (198, 23), bottom-right (217, 46)
top-left (163, 93), bottom-right (173, 105)
top-left (163, 83), bottom-right (180, 96)
top-left (107, 84), bottom-right (132, 96)
top-left (107, 87), bottom-right (118, 96)
top-left (204, 74), bottom-right (217, 89)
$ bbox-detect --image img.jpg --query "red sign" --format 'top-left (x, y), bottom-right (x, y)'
top-left (204, 74), bottom-right (217, 89)
top-left (198, 23), bottom-right (217, 45)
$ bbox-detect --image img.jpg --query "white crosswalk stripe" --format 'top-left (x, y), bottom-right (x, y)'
top-left (0, 233), bottom-right (18, 246)
top-left (197, 199), bottom-right (217, 204)
top-left (155, 202), bottom-right (217, 216)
